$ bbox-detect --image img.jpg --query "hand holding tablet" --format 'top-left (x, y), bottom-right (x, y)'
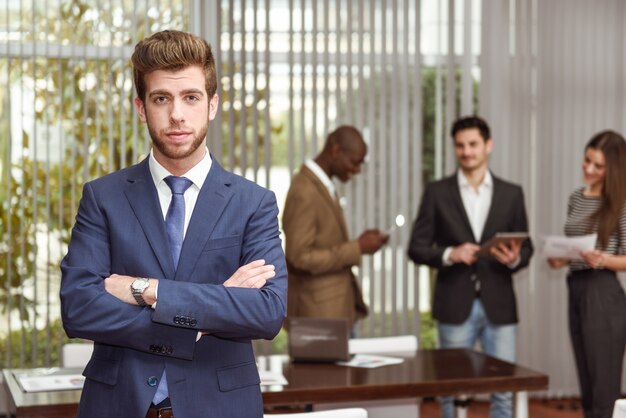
top-left (477, 232), bottom-right (530, 257)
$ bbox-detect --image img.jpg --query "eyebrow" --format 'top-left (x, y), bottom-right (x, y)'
top-left (148, 88), bottom-right (205, 97)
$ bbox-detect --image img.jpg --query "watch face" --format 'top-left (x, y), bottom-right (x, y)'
top-left (132, 279), bottom-right (149, 292)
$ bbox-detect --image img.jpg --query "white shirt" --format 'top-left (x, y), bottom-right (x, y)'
top-left (305, 159), bottom-right (337, 201)
top-left (149, 148), bottom-right (212, 234)
top-left (442, 170), bottom-right (493, 264)
top-left (458, 170), bottom-right (493, 242)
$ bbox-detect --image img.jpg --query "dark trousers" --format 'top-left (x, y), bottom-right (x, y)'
top-left (568, 269), bottom-right (626, 418)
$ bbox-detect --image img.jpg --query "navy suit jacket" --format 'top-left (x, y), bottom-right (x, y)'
top-left (60, 158), bottom-right (287, 418)
top-left (407, 173), bottom-right (533, 325)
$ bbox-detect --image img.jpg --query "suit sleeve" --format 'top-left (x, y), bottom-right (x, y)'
top-left (283, 187), bottom-right (361, 276)
top-left (407, 185), bottom-right (447, 268)
top-left (152, 189), bottom-right (287, 341)
top-left (60, 183), bottom-right (198, 360)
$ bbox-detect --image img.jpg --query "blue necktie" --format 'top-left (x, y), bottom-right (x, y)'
top-left (153, 176), bottom-right (193, 405)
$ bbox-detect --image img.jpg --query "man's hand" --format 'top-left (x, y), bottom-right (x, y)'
top-left (224, 259), bottom-right (276, 288)
top-left (104, 274), bottom-right (158, 306)
top-left (358, 229), bottom-right (390, 254)
top-left (490, 239), bottom-right (522, 266)
top-left (448, 243), bottom-right (480, 265)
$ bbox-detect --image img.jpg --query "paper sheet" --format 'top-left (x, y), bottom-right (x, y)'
top-left (541, 234), bottom-right (597, 259)
top-left (336, 354), bottom-right (404, 368)
top-left (259, 370), bottom-right (288, 386)
top-left (15, 369), bottom-right (85, 392)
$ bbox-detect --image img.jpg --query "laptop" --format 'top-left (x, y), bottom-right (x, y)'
top-left (287, 317), bottom-right (351, 363)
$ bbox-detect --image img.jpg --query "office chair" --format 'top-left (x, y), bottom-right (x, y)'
top-left (61, 341), bottom-right (94, 368)
top-left (264, 408), bottom-right (367, 417)
top-left (614, 399), bottom-right (626, 418)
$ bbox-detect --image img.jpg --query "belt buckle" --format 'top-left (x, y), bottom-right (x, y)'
top-left (157, 407), bottom-right (172, 418)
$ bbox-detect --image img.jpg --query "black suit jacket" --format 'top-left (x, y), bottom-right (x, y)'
top-left (408, 172), bottom-right (533, 325)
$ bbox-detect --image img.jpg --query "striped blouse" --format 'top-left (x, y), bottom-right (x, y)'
top-left (564, 187), bottom-right (626, 271)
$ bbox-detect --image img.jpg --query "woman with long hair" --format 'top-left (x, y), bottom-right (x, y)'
top-left (548, 130), bottom-right (626, 418)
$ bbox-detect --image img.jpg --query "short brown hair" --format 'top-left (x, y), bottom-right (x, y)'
top-left (131, 30), bottom-right (217, 102)
top-left (451, 116), bottom-right (491, 142)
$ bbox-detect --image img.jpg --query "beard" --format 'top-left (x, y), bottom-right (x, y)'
top-left (147, 118), bottom-right (209, 161)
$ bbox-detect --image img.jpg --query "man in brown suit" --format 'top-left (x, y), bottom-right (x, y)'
top-left (282, 126), bottom-right (389, 328)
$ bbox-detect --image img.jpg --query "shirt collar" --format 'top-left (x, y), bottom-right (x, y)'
top-left (148, 147), bottom-right (212, 190)
top-left (457, 169), bottom-right (493, 190)
top-left (305, 159), bottom-right (336, 195)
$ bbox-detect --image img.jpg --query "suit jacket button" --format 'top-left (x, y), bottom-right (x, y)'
top-left (190, 319), bottom-right (197, 327)
top-left (147, 376), bottom-right (158, 387)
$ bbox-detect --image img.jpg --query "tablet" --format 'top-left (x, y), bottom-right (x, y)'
top-left (477, 232), bottom-right (530, 257)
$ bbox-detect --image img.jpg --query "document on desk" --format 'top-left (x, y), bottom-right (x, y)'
top-left (14, 368), bottom-right (85, 392)
top-left (259, 370), bottom-right (288, 386)
top-left (541, 233), bottom-right (597, 259)
top-left (336, 354), bottom-right (404, 368)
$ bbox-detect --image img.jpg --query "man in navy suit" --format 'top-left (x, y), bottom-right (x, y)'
top-left (60, 30), bottom-right (287, 418)
top-left (408, 116), bottom-right (533, 418)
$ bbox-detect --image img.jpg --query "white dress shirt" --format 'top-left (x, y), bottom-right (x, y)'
top-left (459, 170), bottom-right (493, 242)
top-left (305, 159), bottom-right (337, 201)
top-left (149, 148), bottom-right (212, 234)
top-left (442, 170), bottom-right (493, 264)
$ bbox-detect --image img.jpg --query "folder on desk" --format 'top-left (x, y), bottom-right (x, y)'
top-left (287, 317), bottom-right (350, 363)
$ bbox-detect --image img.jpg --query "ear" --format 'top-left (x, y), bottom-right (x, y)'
top-left (134, 97), bottom-right (147, 122)
top-left (208, 94), bottom-right (219, 121)
top-left (485, 138), bottom-right (494, 154)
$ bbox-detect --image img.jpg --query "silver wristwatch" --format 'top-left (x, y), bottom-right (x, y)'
top-left (130, 277), bottom-right (150, 306)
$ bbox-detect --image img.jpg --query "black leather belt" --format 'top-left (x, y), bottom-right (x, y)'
top-left (146, 406), bottom-right (173, 418)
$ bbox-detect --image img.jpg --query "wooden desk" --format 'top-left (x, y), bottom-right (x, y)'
top-left (2, 349), bottom-right (548, 418)
top-left (2, 368), bottom-right (81, 418)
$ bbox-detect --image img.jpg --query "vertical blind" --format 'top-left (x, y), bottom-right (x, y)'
top-left (0, 0), bottom-right (481, 378)
top-left (481, 0), bottom-right (626, 396)
top-left (0, 0), bottom-right (190, 368)
top-left (197, 0), bottom-right (431, 342)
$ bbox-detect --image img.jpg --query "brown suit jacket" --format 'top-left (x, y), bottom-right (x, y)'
top-left (282, 165), bottom-right (368, 325)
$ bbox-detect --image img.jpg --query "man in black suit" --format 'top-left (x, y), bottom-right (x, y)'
top-left (408, 116), bottom-right (533, 418)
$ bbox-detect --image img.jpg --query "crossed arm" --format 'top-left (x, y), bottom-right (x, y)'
top-left (104, 259), bottom-right (276, 306)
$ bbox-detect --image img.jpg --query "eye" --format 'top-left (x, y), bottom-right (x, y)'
top-left (153, 96), bottom-right (169, 104)
top-left (186, 95), bottom-right (200, 102)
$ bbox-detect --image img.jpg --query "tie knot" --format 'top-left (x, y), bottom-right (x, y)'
top-left (164, 176), bottom-right (193, 195)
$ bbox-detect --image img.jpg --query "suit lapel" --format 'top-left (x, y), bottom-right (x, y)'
top-left (124, 159), bottom-right (175, 278)
top-left (302, 166), bottom-right (349, 239)
top-left (175, 159), bottom-right (234, 281)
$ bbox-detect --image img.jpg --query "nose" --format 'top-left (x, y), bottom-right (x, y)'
top-left (170, 99), bottom-right (185, 124)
